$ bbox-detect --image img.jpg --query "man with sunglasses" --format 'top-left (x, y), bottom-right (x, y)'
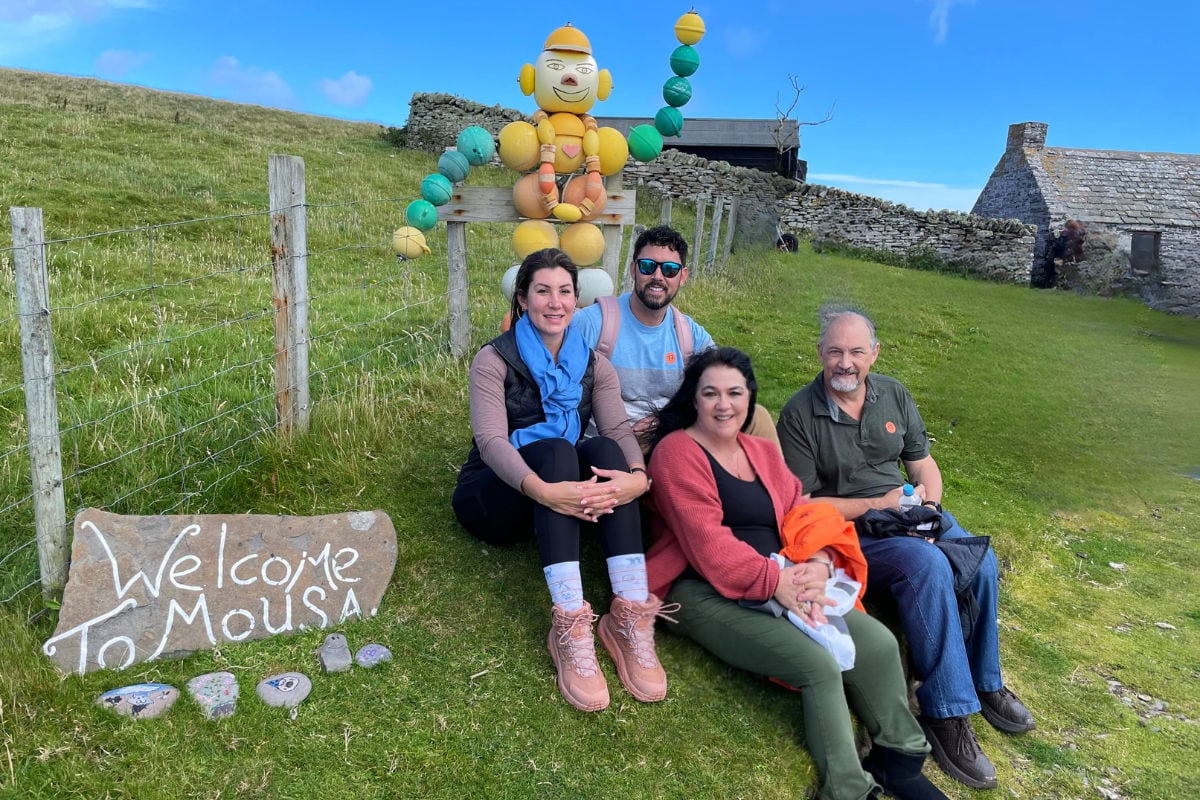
top-left (573, 225), bottom-right (780, 449)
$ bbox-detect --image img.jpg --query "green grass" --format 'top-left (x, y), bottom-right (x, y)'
top-left (2, 69), bottom-right (1200, 800)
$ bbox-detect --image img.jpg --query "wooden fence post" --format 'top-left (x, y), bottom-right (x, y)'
top-left (11, 206), bottom-right (68, 601)
top-left (706, 196), bottom-right (724, 271)
top-left (600, 173), bottom-right (625, 289)
top-left (268, 155), bottom-right (310, 435)
top-left (693, 196), bottom-right (707, 274)
top-left (446, 221), bottom-right (470, 358)
top-left (722, 197), bottom-right (739, 261)
top-left (621, 224), bottom-right (645, 295)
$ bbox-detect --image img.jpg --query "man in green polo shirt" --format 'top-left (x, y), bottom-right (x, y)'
top-left (776, 305), bottom-right (1034, 791)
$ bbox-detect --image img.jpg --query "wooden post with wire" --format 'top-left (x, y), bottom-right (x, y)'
top-left (268, 155), bottom-right (311, 436)
top-left (11, 206), bottom-right (69, 601)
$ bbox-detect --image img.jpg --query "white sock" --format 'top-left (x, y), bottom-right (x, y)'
top-left (543, 561), bottom-right (584, 611)
top-left (607, 553), bottom-right (649, 603)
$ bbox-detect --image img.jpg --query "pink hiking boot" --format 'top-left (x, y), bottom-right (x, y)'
top-left (547, 602), bottom-right (610, 712)
top-left (598, 593), bottom-right (676, 703)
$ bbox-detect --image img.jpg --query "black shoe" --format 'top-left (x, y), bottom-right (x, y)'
top-left (979, 687), bottom-right (1035, 733)
top-left (918, 715), bottom-right (998, 790)
top-left (862, 745), bottom-right (949, 800)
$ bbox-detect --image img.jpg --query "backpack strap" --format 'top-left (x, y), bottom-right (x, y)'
top-left (595, 294), bottom-right (620, 359)
top-left (671, 306), bottom-right (694, 364)
top-left (597, 293), bottom-right (693, 364)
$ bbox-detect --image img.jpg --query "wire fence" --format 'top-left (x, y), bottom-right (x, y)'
top-left (0, 189), bottom-right (454, 608)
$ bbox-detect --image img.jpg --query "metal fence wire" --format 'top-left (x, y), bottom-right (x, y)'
top-left (0, 196), bottom-right (452, 606)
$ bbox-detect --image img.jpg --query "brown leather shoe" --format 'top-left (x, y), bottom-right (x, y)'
top-left (918, 715), bottom-right (998, 789)
top-left (979, 687), bottom-right (1036, 733)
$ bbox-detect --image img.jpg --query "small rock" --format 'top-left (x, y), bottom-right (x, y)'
top-left (318, 632), bottom-right (353, 673)
top-left (355, 643), bottom-right (392, 668)
top-left (187, 671), bottom-right (238, 720)
top-left (1108, 562), bottom-right (1126, 571)
top-left (97, 683), bottom-right (179, 719)
top-left (256, 672), bottom-right (312, 708)
top-left (1154, 622), bottom-right (1176, 630)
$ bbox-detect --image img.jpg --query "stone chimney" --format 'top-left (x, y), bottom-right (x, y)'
top-left (1007, 122), bottom-right (1047, 152)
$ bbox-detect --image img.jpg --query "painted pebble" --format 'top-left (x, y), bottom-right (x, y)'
top-left (317, 632), bottom-right (353, 673)
top-left (355, 643), bottom-right (392, 668)
top-left (186, 671), bottom-right (239, 720)
top-left (97, 683), bottom-right (179, 719)
top-left (256, 672), bottom-right (312, 709)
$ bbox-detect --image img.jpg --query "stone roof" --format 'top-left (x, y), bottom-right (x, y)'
top-left (1037, 146), bottom-right (1200, 228)
top-left (1003, 120), bottom-right (1200, 230)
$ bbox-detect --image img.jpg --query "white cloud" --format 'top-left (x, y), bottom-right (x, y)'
top-left (809, 173), bottom-right (982, 213)
top-left (0, 1), bottom-right (153, 58)
top-left (207, 55), bottom-right (296, 109)
top-left (927, 0), bottom-right (975, 45)
top-left (95, 48), bottom-right (150, 78)
top-left (0, 1), bottom-right (151, 24)
top-left (318, 70), bottom-right (372, 108)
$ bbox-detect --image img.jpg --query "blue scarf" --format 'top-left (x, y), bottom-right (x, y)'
top-left (509, 313), bottom-right (588, 449)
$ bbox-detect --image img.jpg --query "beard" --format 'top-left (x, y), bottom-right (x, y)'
top-left (829, 371), bottom-right (861, 392)
top-left (634, 281), bottom-right (676, 311)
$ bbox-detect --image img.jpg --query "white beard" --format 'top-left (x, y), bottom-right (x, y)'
top-left (829, 373), bottom-right (860, 392)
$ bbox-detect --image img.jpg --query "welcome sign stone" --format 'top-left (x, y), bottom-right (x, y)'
top-left (44, 508), bottom-right (397, 674)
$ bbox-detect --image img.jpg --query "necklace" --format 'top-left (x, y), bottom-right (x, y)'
top-left (690, 431), bottom-right (746, 479)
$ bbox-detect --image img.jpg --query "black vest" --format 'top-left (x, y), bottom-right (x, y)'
top-left (458, 329), bottom-right (596, 479)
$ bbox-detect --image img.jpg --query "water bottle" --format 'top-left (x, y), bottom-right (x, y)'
top-left (898, 483), bottom-right (922, 515)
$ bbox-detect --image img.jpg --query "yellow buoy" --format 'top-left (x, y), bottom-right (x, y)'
top-left (559, 222), bottom-right (605, 266)
top-left (674, 10), bottom-right (706, 45)
top-left (512, 219), bottom-right (560, 258)
top-left (392, 226), bottom-right (431, 259)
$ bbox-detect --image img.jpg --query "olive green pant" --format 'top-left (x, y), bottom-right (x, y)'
top-left (665, 578), bottom-right (929, 800)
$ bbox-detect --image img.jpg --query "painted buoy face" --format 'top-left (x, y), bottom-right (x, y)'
top-left (534, 49), bottom-right (600, 114)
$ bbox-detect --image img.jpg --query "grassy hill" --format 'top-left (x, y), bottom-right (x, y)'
top-left (1, 69), bottom-right (1198, 800)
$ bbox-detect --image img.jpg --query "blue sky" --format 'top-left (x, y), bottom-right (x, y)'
top-left (2, 1), bottom-right (1196, 212)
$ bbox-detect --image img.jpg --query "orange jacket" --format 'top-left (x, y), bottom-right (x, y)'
top-left (779, 502), bottom-right (868, 613)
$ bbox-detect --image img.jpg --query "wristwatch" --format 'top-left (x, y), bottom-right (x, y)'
top-left (805, 555), bottom-right (835, 579)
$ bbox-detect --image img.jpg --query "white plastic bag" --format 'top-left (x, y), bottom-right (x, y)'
top-left (771, 554), bottom-right (862, 671)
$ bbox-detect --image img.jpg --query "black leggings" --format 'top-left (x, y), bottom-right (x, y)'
top-left (452, 437), bottom-right (643, 566)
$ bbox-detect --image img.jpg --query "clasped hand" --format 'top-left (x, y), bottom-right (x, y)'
top-left (773, 561), bottom-right (836, 627)
top-left (525, 467), bottom-right (649, 523)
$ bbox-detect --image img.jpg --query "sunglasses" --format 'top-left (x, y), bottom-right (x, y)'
top-left (635, 258), bottom-right (684, 278)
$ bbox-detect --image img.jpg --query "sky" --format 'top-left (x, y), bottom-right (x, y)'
top-left (2, 0), bottom-right (1197, 213)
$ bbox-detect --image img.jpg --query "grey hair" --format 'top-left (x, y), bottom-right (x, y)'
top-left (817, 304), bottom-right (878, 349)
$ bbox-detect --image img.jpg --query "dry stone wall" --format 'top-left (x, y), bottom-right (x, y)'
top-left (780, 185), bottom-right (1037, 282)
top-left (406, 92), bottom-right (1036, 282)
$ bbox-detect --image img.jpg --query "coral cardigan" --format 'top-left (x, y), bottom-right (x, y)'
top-left (645, 429), bottom-right (867, 609)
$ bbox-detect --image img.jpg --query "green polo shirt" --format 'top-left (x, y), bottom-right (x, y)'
top-left (777, 371), bottom-right (930, 500)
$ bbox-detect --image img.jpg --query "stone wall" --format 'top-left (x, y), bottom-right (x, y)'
top-left (780, 186), bottom-right (1037, 282)
top-left (405, 92), bottom-right (531, 151)
top-left (406, 92), bottom-right (1036, 282)
top-left (1152, 229), bottom-right (1200, 315)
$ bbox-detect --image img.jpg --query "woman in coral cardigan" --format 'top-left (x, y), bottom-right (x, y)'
top-left (644, 347), bottom-right (945, 800)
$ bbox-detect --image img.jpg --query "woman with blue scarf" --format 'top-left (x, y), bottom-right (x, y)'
top-left (453, 248), bottom-right (668, 713)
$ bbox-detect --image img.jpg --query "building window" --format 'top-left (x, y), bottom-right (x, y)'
top-left (1130, 231), bottom-right (1160, 274)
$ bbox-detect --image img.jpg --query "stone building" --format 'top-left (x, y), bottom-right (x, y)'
top-left (972, 121), bottom-right (1200, 316)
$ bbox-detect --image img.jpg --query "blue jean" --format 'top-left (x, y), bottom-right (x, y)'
top-left (858, 511), bottom-right (1004, 719)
